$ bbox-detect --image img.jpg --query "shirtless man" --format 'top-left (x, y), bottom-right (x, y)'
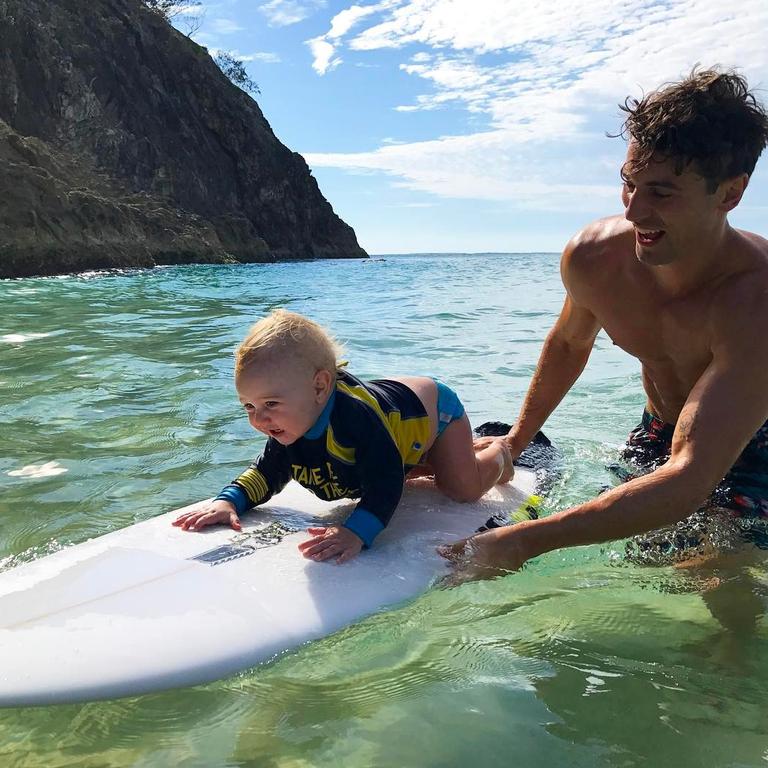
top-left (441, 69), bottom-right (768, 579)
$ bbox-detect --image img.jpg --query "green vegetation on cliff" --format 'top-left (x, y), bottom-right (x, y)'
top-left (0, 0), bottom-right (366, 278)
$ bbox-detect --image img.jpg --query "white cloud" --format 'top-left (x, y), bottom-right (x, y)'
top-left (305, 132), bottom-right (620, 209)
top-left (211, 48), bottom-right (282, 64)
top-left (327, 4), bottom-right (381, 38)
top-left (303, 0), bottom-right (768, 208)
top-left (176, 3), bottom-right (205, 16)
top-left (260, 0), bottom-right (326, 27)
top-left (250, 52), bottom-right (282, 64)
top-left (208, 47), bottom-right (280, 64)
top-left (211, 17), bottom-right (244, 34)
top-left (306, 0), bottom-right (403, 75)
top-left (307, 37), bottom-right (342, 75)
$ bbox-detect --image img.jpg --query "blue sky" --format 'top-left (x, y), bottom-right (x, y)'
top-left (176, 0), bottom-right (768, 254)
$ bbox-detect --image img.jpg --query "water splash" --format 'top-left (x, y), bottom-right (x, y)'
top-left (7, 461), bottom-right (68, 479)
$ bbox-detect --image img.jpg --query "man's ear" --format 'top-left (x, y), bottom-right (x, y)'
top-left (313, 369), bottom-right (333, 402)
top-left (717, 173), bottom-right (749, 212)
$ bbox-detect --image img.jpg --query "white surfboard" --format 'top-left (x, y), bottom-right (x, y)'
top-left (0, 449), bottom-right (554, 707)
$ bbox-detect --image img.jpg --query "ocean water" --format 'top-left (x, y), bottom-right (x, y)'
top-left (1, 254), bottom-right (767, 767)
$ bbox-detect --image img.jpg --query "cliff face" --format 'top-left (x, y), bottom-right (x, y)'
top-left (0, 0), bottom-right (366, 278)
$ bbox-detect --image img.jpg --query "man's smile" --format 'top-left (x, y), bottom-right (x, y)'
top-left (635, 227), bottom-right (665, 246)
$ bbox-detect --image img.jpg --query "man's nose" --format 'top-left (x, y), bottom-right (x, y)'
top-left (623, 188), bottom-right (648, 223)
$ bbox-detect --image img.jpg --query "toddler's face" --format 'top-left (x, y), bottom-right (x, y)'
top-left (236, 359), bottom-right (331, 445)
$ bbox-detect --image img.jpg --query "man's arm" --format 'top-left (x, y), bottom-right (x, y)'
top-left (445, 284), bottom-right (768, 576)
top-left (505, 238), bottom-right (602, 459)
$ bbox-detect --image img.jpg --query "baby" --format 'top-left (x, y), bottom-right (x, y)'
top-left (173, 310), bottom-right (513, 562)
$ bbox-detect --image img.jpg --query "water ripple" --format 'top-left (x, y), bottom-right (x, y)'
top-left (3, 256), bottom-right (768, 768)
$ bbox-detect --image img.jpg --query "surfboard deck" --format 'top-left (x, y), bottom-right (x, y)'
top-left (0, 441), bottom-right (556, 708)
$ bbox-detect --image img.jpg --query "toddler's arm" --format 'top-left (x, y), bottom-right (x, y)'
top-left (173, 437), bottom-right (291, 532)
top-left (298, 409), bottom-right (405, 562)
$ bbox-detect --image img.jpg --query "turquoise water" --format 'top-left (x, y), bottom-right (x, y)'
top-left (1, 254), bottom-right (767, 767)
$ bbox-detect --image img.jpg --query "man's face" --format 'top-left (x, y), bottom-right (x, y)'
top-left (620, 144), bottom-right (723, 267)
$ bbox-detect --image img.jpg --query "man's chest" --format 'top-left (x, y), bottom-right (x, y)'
top-left (587, 284), bottom-right (713, 369)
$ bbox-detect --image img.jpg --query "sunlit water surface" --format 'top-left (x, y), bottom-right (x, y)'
top-left (1, 255), bottom-right (767, 767)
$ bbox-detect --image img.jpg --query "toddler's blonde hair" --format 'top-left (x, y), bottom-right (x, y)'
top-left (235, 309), bottom-right (343, 377)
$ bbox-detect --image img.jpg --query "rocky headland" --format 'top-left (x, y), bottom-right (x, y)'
top-left (0, 0), bottom-right (367, 278)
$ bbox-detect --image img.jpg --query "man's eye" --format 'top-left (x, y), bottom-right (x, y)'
top-left (243, 404), bottom-right (255, 411)
top-left (265, 401), bottom-right (279, 408)
top-left (651, 189), bottom-right (671, 198)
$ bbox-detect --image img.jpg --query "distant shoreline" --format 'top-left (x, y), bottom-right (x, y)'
top-left (371, 251), bottom-right (560, 257)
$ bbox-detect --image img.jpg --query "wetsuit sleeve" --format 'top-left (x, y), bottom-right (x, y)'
top-left (342, 414), bottom-right (405, 548)
top-left (215, 438), bottom-right (291, 515)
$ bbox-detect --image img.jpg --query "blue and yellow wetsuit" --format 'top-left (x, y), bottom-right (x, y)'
top-left (215, 369), bottom-right (452, 547)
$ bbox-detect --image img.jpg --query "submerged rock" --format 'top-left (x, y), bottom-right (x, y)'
top-left (0, 0), bottom-right (367, 278)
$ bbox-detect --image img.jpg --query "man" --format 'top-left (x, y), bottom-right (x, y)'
top-left (441, 69), bottom-right (768, 579)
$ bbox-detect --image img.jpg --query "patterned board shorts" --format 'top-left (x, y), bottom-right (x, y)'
top-left (620, 410), bottom-right (768, 556)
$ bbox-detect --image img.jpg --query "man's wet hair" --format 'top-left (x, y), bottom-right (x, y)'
top-left (618, 68), bottom-right (768, 192)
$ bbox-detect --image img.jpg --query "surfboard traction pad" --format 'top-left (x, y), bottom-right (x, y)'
top-left (191, 424), bottom-right (561, 565)
top-left (192, 522), bottom-right (300, 566)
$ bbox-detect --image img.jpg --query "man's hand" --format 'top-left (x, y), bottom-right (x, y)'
top-left (473, 434), bottom-right (520, 464)
top-left (172, 500), bottom-right (242, 532)
top-left (438, 526), bottom-right (528, 584)
top-left (298, 525), bottom-right (364, 564)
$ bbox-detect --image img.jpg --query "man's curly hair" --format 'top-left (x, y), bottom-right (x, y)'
top-left (619, 69), bottom-right (768, 192)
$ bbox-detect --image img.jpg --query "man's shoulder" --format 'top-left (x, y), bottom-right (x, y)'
top-left (567, 215), bottom-right (631, 253)
top-left (562, 215), bottom-right (634, 281)
top-left (711, 232), bottom-right (768, 340)
top-left (736, 228), bottom-right (768, 261)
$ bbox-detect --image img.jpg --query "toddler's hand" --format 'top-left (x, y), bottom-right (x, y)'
top-left (298, 525), bottom-right (363, 564)
top-left (172, 500), bottom-right (241, 532)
